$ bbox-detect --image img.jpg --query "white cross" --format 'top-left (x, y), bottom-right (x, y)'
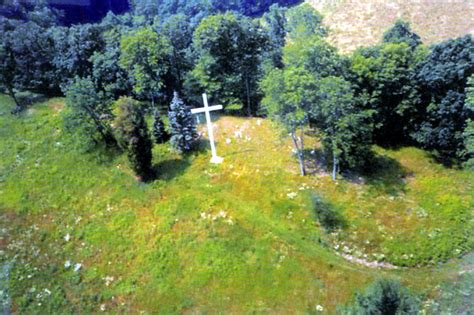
top-left (191, 93), bottom-right (224, 164)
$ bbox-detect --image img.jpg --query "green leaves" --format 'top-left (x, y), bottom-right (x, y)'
top-left (119, 27), bottom-right (171, 101)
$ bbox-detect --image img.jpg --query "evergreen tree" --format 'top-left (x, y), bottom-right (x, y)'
top-left (383, 20), bottom-right (422, 49)
top-left (168, 92), bottom-right (198, 153)
top-left (152, 110), bottom-right (170, 144)
top-left (113, 97), bottom-right (153, 181)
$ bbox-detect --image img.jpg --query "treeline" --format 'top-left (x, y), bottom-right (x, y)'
top-left (0, 2), bottom-right (472, 180)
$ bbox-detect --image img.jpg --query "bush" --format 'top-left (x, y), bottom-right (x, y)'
top-left (311, 193), bottom-right (344, 232)
top-left (113, 97), bottom-right (153, 181)
top-left (344, 279), bottom-right (421, 315)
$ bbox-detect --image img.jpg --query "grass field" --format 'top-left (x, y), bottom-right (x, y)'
top-left (0, 95), bottom-right (473, 313)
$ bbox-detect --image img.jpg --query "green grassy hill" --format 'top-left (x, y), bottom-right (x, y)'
top-left (0, 96), bottom-right (473, 313)
top-left (307, 0), bottom-right (474, 53)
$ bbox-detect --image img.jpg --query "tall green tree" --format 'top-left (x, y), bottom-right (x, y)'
top-left (286, 3), bottom-right (327, 42)
top-left (261, 67), bottom-right (318, 175)
top-left (0, 25), bottom-right (22, 111)
top-left (413, 35), bottom-right (473, 163)
top-left (187, 13), bottom-right (268, 115)
top-left (52, 24), bottom-right (105, 90)
top-left (262, 4), bottom-right (287, 69)
top-left (90, 28), bottom-right (132, 99)
top-left (350, 42), bottom-right (426, 145)
top-left (64, 77), bottom-right (116, 150)
top-left (463, 75), bottom-right (474, 169)
top-left (160, 14), bottom-right (194, 92)
top-left (113, 97), bottom-right (153, 181)
top-left (312, 76), bottom-right (374, 180)
top-left (119, 27), bottom-right (171, 107)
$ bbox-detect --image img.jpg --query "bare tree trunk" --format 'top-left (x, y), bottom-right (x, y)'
top-left (245, 76), bottom-right (251, 117)
top-left (291, 128), bottom-right (306, 176)
top-left (332, 155), bottom-right (338, 181)
top-left (8, 86), bottom-right (22, 113)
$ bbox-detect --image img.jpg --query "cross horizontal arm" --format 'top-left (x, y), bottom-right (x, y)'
top-left (191, 105), bottom-right (223, 114)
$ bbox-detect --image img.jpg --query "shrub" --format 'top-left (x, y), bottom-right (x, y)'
top-left (311, 193), bottom-right (344, 231)
top-left (152, 110), bottom-right (170, 144)
top-left (113, 97), bottom-right (153, 181)
top-left (344, 279), bottom-right (421, 315)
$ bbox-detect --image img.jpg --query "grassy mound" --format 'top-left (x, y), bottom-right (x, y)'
top-left (0, 96), bottom-right (472, 313)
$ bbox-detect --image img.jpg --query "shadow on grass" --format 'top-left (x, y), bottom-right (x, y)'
top-left (360, 154), bottom-right (410, 196)
top-left (312, 192), bottom-right (347, 232)
top-left (152, 158), bottom-right (191, 181)
top-left (303, 147), bottom-right (328, 175)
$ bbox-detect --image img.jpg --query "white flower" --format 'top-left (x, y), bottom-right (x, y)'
top-left (64, 234), bottom-right (71, 242)
top-left (64, 260), bottom-right (71, 269)
top-left (100, 304), bottom-right (106, 311)
top-left (316, 305), bottom-right (324, 312)
top-left (256, 119), bottom-right (262, 126)
top-left (44, 288), bottom-right (51, 296)
top-left (74, 263), bottom-right (82, 272)
top-left (287, 192), bottom-right (297, 199)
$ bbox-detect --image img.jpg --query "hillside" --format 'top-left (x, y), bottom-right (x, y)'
top-left (1, 96), bottom-right (473, 313)
top-left (307, 0), bottom-right (474, 53)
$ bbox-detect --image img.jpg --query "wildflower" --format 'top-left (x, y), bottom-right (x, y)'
top-left (64, 260), bottom-right (71, 269)
top-left (316, 305), bottom-right (324, 312)
top-left (74, 263), bottom-right (82, 272)
top-left (64, 234), bottom-right (71, 242)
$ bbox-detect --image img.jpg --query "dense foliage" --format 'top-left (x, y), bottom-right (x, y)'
top-left (113, 97), bottom-right (153, 180)
top-left (0, 1), bottom-right (472, 174)
top-left (344, 279), bottom-right (421, 314)
top-left (168, 92), bottom-right (198, 152)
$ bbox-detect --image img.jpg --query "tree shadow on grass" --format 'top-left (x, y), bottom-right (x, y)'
top-left (358, 154), bottom-right (411, 196)
top-left (303, 147), bottom-right (328, 175)
top-left (152, 158), bottom-right (191, 181)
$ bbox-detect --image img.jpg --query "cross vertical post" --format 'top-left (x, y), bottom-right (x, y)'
top-left (191, 93), bottom-right (224, 164)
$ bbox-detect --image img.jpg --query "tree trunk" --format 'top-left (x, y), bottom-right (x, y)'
top-left (332, 155), bottom-right (338, 181)
top-left (291, 128), bottom-right (306, 176)
top-left (8, 86), bottom-right (22, 113)
top-left (245, 76), bottom-right (251, 117)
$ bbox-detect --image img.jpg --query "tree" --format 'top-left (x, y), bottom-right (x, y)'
top-left (113, 97), bottom-right (153, 181)
top-left (345, 279), bottom-right (420, 315)
top-left (152, 110), bottom-right (169, 144)
top-left (119, 27), bottom-right (171, 107)
top-left (286, 3), bottom-right (327, 42)
top-left (350, 42), bottom-right (426, 145)
top-left (90, 28), bottom-right (132, 99)
top-left (463, 75), bottom-right (474, 169)
top-left (0, 26), bottom-right (22, 111)
top-left (51, 23), bottom-right (105, 90)
top-left (187, 13), bottom-right (268, 115)
top-left (414, 35), bottom-right (474, 163)
top-left (160, 14), bottom-right (194, 93)
top-left (312, 76), bottom-right (373, 180)
top-left (261, 66), bottom-right (318, 176)
top-left (168, 92), bottom-right (198, 153)
top-left (64, 77), bottom-right (116, 149)
top-left (262, 4), bottom-right (287, 69)
top-left (383, 20), bottom-right (422, 49)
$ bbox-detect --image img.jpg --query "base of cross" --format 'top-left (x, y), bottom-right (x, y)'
top-left (210, 156), bottom-right (224, 164)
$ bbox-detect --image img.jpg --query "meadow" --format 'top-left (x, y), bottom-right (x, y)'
top-left (0, 95), bottom-right (473, 313)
